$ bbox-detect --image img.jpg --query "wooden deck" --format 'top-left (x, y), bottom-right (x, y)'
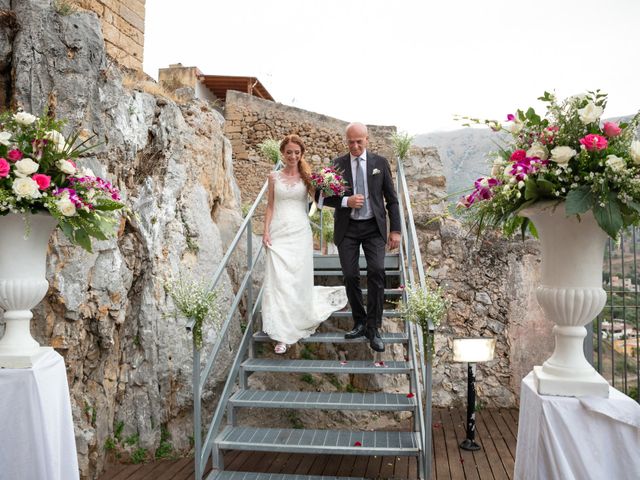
top-left (98, 408), bottom-right (518, 480)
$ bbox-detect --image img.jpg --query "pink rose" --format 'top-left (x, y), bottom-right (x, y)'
top-left (510, 149), bottom-right (527, 161)
top-left (603, 121), bottom-right (622, 137)
top-left (580, 134), bottom-right (608, 151)
top-left (32, 173), bottom-right (51, 190)
top-left (0, 158), bottom-right (9, 177)
top-left (7, 149), bottom-right (23, 161)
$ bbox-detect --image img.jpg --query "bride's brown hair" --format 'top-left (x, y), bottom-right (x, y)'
top-left (280, 134), bottom-right (314, 196)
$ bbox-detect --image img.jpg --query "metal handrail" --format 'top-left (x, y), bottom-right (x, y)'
top-left (190, 163), bottom-right (279, 479)
top-left (396, 158), bottom-right (434, 480)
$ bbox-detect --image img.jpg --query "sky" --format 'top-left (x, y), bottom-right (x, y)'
top-left (143, 0), bottom-right (640, 134)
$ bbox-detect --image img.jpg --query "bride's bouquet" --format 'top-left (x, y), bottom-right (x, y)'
top-left (311, 166), bottom-right (348, 197)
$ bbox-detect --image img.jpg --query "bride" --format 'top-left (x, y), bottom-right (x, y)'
top-left (261, 134), bottom-right (347, 354)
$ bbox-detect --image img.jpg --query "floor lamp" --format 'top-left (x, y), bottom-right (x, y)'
top-left (453, 337), bottom-right (496, 451)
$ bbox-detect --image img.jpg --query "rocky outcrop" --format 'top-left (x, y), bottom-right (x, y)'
top-left (3, 3), bottom-right (245, 478)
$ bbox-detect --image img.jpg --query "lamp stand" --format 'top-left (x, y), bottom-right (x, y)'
top-left (460, 362), bottom-right (481, 451)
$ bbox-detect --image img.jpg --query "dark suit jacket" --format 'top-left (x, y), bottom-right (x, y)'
top-left (320, 152), bottom-right (401, 246)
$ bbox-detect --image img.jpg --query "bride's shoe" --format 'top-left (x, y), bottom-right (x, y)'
top-left (274, 343), bottom-right (288, 354)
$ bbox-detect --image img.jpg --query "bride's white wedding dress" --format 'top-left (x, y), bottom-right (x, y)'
top-left (262, 171), bottom-right (347, 344)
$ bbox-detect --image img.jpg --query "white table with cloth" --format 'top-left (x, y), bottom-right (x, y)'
top-left (514, 371), bottom-right (640, 480)
top-left (0, 349), bottom-right (79, 480)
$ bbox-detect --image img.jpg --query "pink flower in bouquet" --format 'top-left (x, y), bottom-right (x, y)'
top-left (0, 158), bottom-right (9, 177)
top-left (311, 166), bottom-right (348, 197)
top-left (603, 121), bottom-right (622, 138)
top-left (7, 149), bottom-right (23, 161)
top-left (580, 134), bottom-right (608, 151)
top-left (32, 173), bottom-right (51, 190)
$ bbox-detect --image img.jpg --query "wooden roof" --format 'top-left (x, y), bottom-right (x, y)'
top-left (198, 75), bottom-right (274, 102)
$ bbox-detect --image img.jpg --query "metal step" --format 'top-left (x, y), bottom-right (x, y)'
top-left (215, 426), bottom-right (419, 456)
top-left (331, 310), bottom-right (401, 319)
top-left (229, 390), bottom-right (416, 411)
top-left (313, 253), bottom-right (400, 270)
top-left (252, 331), bottom-right (408, 344)
top-left (208, 472), bottom-right (365, 480)
top-left (314, 269), bottom-right (401, 277)
top-left (241, 359), bottom-right (410, 375)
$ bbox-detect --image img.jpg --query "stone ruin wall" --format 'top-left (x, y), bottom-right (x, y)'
top-left (223, 90), bottom-right (397, 209)
top-left (67, 0), bottom-right (145, 71)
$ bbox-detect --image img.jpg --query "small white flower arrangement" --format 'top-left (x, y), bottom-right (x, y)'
top-left (165, 274), bottom-right (222, 349)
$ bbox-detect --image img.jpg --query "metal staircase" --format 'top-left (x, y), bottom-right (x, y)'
top-left (188, 160), bottom-right (434, 480)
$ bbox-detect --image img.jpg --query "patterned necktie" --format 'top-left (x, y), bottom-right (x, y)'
top-left (354, 157), bottom-right (366, 218)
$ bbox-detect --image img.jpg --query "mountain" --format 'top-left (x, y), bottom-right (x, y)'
top-left (414, 128), bottom-right (501, 197)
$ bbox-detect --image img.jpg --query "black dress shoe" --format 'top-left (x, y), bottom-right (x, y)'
top-left (345, 324), bottom-right (366, 339)
top-left (369, 330), bottom-right (385, 352)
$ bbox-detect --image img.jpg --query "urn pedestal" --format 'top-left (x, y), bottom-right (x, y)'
top-left (0, 213), bottom-right (57, 368)
top-left (521, 201), bottom-right (609, 397)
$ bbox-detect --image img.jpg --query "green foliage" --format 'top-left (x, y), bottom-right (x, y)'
top-left (300, 373), bottom-right (316, 385)
top-left (258, 138), bottom-right (281, 164)
top-left (165, 274), bottom-right (222, 349)
top-left (124, 433), bottom-right (139, 447)
top-left (114, 421), bottom-right (125, 442)
top-left (391, 131), bottom-right (415, 160)
top-left (104, 437), bottom-right (116, 452)
top-left (130, 447), bottom-right (148, 464)
top-left (154, 427), bottom-right (174, 459)
top-left (286, 411), bottom-right (304, 429)
top-left (53, 0), bottom-right (77, 15)
top-left (310, 207), bottom-right (334, 246)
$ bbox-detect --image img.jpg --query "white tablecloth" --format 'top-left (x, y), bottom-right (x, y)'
top-left (515, 372), bottom-right (640, 480)
top-left (0, 350), bottom-right (79, 480)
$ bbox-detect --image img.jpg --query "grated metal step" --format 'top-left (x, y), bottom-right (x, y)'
top-left (331, 310), bottom-right (401, 318)
top-left (252, 331), bottom-right (408, 344)
top-left (229, 390), bottom-right (416, 411)
top-left (314, 269), bottom-right (401, 277)
top-left (215, 426), bottom-right (419, 456)
top-left (208, 472), bottom-right (366, 480)
top-left (241, 359), bottom-right (410, 375)
top-left (313, 253), bottom-right (400, 270)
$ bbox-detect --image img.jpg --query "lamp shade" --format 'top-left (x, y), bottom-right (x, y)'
top-left (452, 337), bottom-right (496, 363)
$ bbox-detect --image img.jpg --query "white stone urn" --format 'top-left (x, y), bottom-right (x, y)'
top-left (521, 201), bottom-right (610, 397)
top-left (0, 213), bottom-right (57, 368)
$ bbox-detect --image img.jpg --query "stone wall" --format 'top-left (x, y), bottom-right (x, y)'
top-left (224, 90), bottom-right (396, 208)
top-left (3, 3), bottom-right (247, 478)
top-left (67, 0), bottom-right (145, 71)
top-left (402, 147), bottom-right (553, 408)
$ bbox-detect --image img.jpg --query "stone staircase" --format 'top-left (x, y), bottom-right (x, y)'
top-left (207, 253), bottom-right (424, 480)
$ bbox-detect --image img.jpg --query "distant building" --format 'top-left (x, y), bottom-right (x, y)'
top-left (158, 64), bottom-right (274, 104)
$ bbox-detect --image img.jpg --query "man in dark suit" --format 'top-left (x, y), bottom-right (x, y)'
top-left (320, 123), bottom-right (401, 352)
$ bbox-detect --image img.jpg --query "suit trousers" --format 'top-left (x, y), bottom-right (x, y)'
top-left (338, 217), bottom-right (386, 334)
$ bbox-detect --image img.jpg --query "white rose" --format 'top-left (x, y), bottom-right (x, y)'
top-left (507, 119), bottom-right (523, 134)
top-left (44, 130), bottom-right (67, 153)
top-left (578, 102), bottom-right (604, 125)
top-left (630, 140), bottom-right (640, 164)
top-left (56, 195), bottom-right (77, 217)
top-left (550, 146), bottom-right (577, 165)
top-left (13, 111), bottom-right (37, 125)
top-left (57, 159), bottom-right (77, 175)
top-left (14, 158), bottom-right (39, 177)
top-left (12, 177), bottom-right (41, 199)
top-left (606, 154), bottom-right (626, 172)
top-left (526, 143), bottom-right (549, 160)
top-left (0, 131), bottom-right (10, 146)
top-left (491, 159), bottom-right (505, 177)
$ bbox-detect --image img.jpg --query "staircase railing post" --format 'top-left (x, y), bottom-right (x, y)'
top-left (193, 341), bottom-right (202, 479)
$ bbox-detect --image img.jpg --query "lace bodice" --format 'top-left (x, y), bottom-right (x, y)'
top-left (271, 172), bottom-right (309, 229)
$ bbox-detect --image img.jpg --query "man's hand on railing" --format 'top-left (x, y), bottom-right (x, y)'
top-left (387, 231), bottom-right (401, 250)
